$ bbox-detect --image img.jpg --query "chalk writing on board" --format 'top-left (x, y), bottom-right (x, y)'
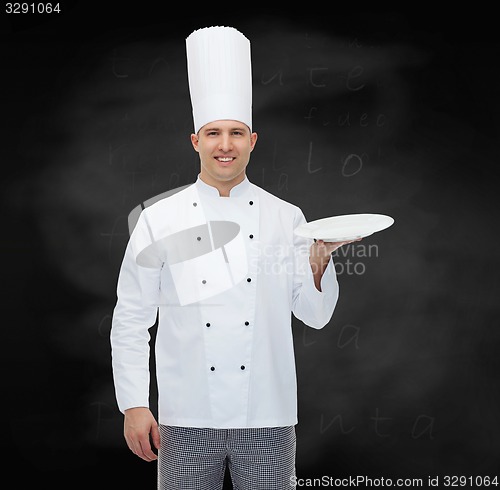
top-left (109, 50), bottom-right (172, 79)
top-left (337, 324), bottom-right (360, 349)
top-left (148, 57), bottom-right (170, 76)
top-left (261, 62), bottom-right (367, 91)
top-left (110, 49), bottom-right (129, 78)
top-left (278, 173), bottom-right (289, 191)
top-left (302, 325), bottom-right (317, 347)
top-left (338, 112), bottom-right (387, 127)
top-left (343, 65), bottom-right (365, 91)
top-left (301, 323), bottom-right (360, 349)
top-left (341, 153), bottom-right (365, 177)
top-left (303, 65), bottom-right (366, 90)
top-left (412, 415), bottom-right (435, 440)
top-left (307, 141), bottom-right (322, 174)
top-left (304, 108), bottom-right (387, 128)
top-left (320, 410), bottom-right (436, 439)
top-left (320, 413), bottom-right (355, 435)
top-left (304, 107), bottom-right (316, 124)
top-left (98, 314), bottom-right (112, 337)
top-left (308, 67), bottom-right (328, 88)
top-left (261, 70), bottom-right (284, 86)
top-left (371, 407), bottom-right (392, 437)
top-left (100, 215), bottom-right (128, 258)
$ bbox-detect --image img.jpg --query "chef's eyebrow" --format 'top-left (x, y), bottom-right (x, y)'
top-left (203, 126), bottom-right (248, 133)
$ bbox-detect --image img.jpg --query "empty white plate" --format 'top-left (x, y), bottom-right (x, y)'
top-left (294, 213), bottom-right (395, 242)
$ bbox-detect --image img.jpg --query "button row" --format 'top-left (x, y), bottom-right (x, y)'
top-left (210, 365), bottom-right (246, 371)
top-left (205, 322), bottom-right (250, 328)
top-left (192, 234), bottom-right (254, 242)
top-left (192, 201), bottom-right (255, 206)
top-left (200, 277), bottom-right (253, 285)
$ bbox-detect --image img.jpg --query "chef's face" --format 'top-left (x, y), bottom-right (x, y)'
top-left (191, 120), bottom-right (258, 188)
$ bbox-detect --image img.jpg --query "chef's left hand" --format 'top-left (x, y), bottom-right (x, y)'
top-left (310, 238), bottom-right (362, 261)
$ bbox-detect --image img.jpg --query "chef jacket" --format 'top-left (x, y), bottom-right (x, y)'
top-left (111, 176), bottom-right (339, 428)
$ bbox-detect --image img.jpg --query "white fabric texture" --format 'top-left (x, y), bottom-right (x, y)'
top-left (111, 177), bottom-right (339, 428)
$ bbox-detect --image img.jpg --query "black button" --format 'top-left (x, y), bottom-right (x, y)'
top-left (197, 236), bottom-right (201, 241)
top-left (210, 366), bottom-right (215, 371)
top-left (249, 201), bottom-right (254, 205)
top-left (240, 365), bottom-right (246, 370)
top-left (247, 278), bottom-right (251, 282)
top-left (249, 234), bottom-right (254, 239)
top-left (206, 323), bottom-right (211, 327)
top-left (244, 321), bottom-right (249, 326)
top-left (193, 202), bottom-right (197, 207)
top-left (202, 280), bottom-right (207, 284)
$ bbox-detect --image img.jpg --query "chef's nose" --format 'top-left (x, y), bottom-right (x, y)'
top-left (218, 134), bottom-right (233, 152)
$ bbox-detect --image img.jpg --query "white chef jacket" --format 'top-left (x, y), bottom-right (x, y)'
top-left (111, 176), bottom-right (339, 428)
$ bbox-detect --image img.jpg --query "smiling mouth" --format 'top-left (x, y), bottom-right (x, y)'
top-left (215, 157), bottom-right (235, 166)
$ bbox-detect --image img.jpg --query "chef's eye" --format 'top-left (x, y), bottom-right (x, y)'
top-left (206, 131), bottom-right (219, 136)
top-left (232, 130), bottom-right (244, 136)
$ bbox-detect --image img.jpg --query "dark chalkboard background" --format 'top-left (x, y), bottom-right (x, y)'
top-left (3, 4), bottom-right (500, 488)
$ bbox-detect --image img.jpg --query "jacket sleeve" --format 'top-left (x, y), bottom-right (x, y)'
top-left (110, 211), bottom-right (161, 413)
top-left (291, 209), bottom-right (339, 329)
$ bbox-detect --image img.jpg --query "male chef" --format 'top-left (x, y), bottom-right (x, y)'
top-left (110, 26), bottom-right (355, 489)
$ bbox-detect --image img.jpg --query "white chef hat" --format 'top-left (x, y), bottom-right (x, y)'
top-left (186, 26), bottom-right (252, 133)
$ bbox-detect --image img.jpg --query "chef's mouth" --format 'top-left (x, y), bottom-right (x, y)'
top-left (215, 157), bottom-right (235, 165)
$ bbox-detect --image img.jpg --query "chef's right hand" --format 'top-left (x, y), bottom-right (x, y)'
top-left (123, 407), bottom-right (161, 462)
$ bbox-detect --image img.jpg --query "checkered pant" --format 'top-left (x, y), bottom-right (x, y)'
top-left (157, 425), bottom-right (296, 489)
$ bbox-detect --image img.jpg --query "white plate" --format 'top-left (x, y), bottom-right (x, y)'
top-left (294, 213), bottom-right (394, 242)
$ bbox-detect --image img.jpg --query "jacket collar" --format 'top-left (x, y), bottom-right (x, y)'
top-left (195, 174), bottom-right (251, 198)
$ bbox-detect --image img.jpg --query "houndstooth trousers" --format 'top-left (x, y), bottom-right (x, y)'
top-left (157, 425), bottom-right (297, 489)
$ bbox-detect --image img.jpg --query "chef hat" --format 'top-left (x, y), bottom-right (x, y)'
top-left (186, 26), bottom-right (252, 133)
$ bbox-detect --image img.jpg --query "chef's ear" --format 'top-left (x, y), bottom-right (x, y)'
top-left (191, 133), bottom-right (199, 152)
top-left (250, 132), bottom-right (258, 152)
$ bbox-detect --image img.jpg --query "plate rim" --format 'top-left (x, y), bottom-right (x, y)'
top-left (294, 213), bottom-right (394, 240)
